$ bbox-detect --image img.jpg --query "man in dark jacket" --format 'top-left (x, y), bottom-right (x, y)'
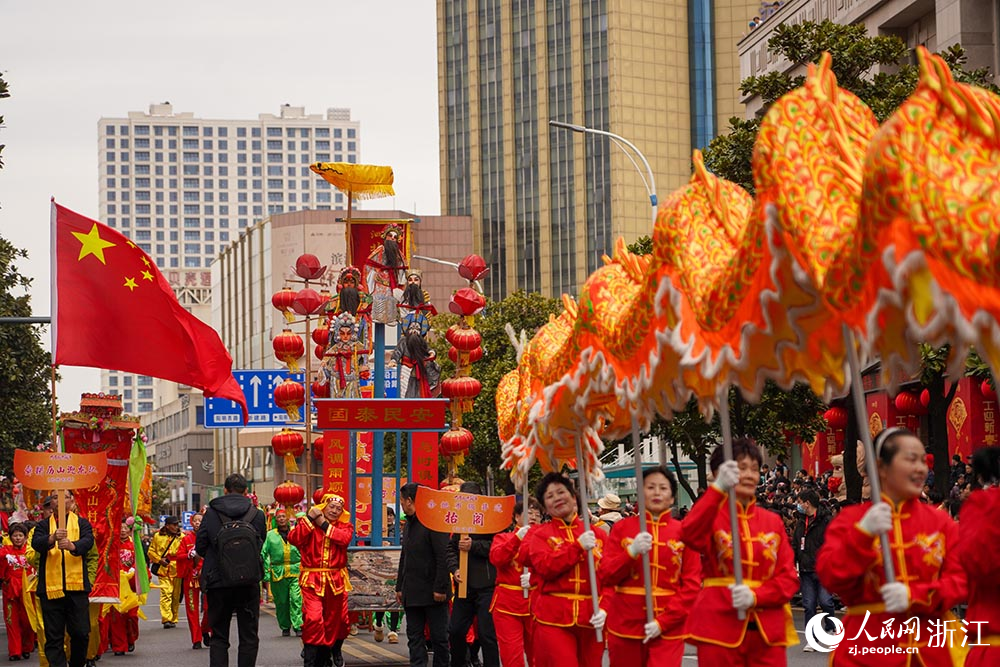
top-left (196, 473), bottom-right (267, 667)
top-left (395, 482), bottom-right (450, 667)
top-left (793, 488), bottom-right (836, 651)
top-left (33, 491), bottom-right (95, 667)
top-left (447, 482), bottom-right (498, 667)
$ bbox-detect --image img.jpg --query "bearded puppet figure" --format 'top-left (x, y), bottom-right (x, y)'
top-left (397, 269), bottom-right (438, 318)
top-left (364, 224), bottom-right (408, 324)
top-left (327, 266), bottom-right (372, 350)
top-left (391, 312), bottom-right (441, 398)
top-left (321, 312), bottom-right (371, 398)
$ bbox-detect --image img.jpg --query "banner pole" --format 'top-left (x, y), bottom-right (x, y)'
top-left (631, 416), bottom-right (655, 626)
top-left (719, 387), bottom-right (746, 621)
top-left (574, 434), bottom-right (603, 643)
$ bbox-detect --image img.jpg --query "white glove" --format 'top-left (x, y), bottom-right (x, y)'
top-left (589, 608), bottom-right (607, 631)
top-left (627, 532), bottom-right (653, 558)
top-left (859, 502), bottom-right (893, 536)
top-left (729, 583), bottom-right (755, 612)
top-left (643, 620), bottom-right (662, 644)
top-left (188, 548), bottom-right (198, 560)
top-left (519, 571), bottom-right (531, 588)
top-left (516, 525), bottom-right (530, 540)
top-left (880, 582), bottom-right (909, 613)
top-left (578, 530), bottom-right (597, 551)
top-left (712, 460), bottom-right (740, 492)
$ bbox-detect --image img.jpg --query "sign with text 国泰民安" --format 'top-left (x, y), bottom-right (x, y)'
top-left (315, 398), bottom-right (448, 431)
top-left (14, 450), bottom-right (108, 490)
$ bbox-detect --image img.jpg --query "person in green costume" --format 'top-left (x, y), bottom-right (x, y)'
top-left (261, 508), bottom-right (302, 637)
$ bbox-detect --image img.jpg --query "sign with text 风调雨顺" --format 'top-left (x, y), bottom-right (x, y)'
top-left (203, 368), bottom-right (399, 428)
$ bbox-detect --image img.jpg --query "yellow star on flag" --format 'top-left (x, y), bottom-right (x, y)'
top-left (142, 256), bottom-right (151, 267)
top-left (124, 277), bottom-right (138, 291)
top-left (141, 270), bottom-right (154, 282)
top-left (126, 241), bottom-right (137, 249)
top-left (72, 223), bottom-right (116, 264)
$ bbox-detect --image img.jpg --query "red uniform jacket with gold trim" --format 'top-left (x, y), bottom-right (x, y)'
top-left (817, 497), bottom-right (967, 667)
top-left (598, 512), bottom-right (701, 640)
top-left (288, 515), bottom-right (354, 596)
top-left (958, 488), bottom-right (1000, 643)
top-left (489, 530), bottom-right (531, 616)
top-left (680, 486), bottom-right (798, 647)
top-left (522, 515), bottom-right (605, 628)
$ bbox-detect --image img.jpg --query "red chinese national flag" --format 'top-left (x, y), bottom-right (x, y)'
top-left (51, 202), bottom-right (247, 421)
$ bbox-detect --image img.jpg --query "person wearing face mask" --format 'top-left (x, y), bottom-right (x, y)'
top-left (817, 428), bottom-right (967, 666)
top-left (790, 488), bottom-right (835, 652)
top-left (489, 499), bottom-right (542, 667)
top-left (681, 439), bottom-right (799, 666)
top-left (522, 472), bottom-right (607, 667)
top-left (599, 466), bottom-right (702, 667)
top-left (289, 492), bottom-right (354, 667)
top-left (0, 522), bottom-right (35, 661)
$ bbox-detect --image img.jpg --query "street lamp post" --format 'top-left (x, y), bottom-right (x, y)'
top-left (548, 120), bottom-right (658, 222)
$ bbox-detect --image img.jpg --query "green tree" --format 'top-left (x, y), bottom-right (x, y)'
top-left (430, 290), bottom-right (563, 492)
top-left (0, 71), bottom-right (54, 472)
top-left (150, 476), bottom-right (170, 517)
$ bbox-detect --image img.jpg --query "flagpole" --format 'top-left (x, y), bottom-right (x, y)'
top-left (51, 365), bottom-right (58, 452)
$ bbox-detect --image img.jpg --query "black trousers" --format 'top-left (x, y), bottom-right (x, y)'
top-left (404, 602), bottom-right (450, 667)
top-left (206, 586), bottom-right (261, 667)
top-left (448, 586), bottom-right (498, 667)
top-left (40, 592), bottom-right (90, 667)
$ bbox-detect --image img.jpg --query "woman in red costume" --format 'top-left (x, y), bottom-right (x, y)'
top-left (108, 520), bottom-right (140, 656)
top-left (681, 439), bottom-right (799, 666)
top-left (177, 513), bottom-right (210, 650)
top-left (289, 493), bottom-right (354, 667)
top-left (522, 472), bottom-right (607, 667)
top-left (0, 522), bottom-right (35, 661)
top-left (957, 446), bottom-right (1000, 667)
top-left (817, 427), bottom-right (967, 666)
top-left (489, 498), bottom-right (541, 667)
top-left (600, 466), bottom-right (702, 667)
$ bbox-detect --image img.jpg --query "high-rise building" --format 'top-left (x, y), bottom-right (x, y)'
top-left (437, 0), bottom-right (759, 300)
top-left (97, 103), bottom-right (361, 414)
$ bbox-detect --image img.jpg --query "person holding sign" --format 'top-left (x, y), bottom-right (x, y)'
top-left (31, 490), bottom-right (95, 667)
top-left (522, 472), bottom-right (607, 667)
top-left (680, 440), bottom-right (798, 667)
top-left (288, 493), bottom-right (353, 667)
top-left (489, 499), bottom-right (541, 667)
top-left (599, 466), bottom-right (701, 667)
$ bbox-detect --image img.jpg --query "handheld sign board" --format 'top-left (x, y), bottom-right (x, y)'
top-left (15, 450), bottom-right (108, 528)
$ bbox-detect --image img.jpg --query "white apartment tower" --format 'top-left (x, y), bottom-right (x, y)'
top-left (97, 103), bottom-right (361, 414)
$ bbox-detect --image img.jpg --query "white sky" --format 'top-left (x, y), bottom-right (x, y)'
top-left (0, 1), bottom-right (441, 407)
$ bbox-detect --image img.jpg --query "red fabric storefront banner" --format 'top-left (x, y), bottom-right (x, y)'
top-left (61, 426), bottom-right (133, 602)
top-left (322, 431), bottom-right (351, 502)
top-left (410, 431), bottom-right (439, 490)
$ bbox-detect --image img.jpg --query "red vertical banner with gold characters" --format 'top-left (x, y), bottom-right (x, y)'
top-left (354, 433), bottom-right (374, 539)
top-left (323, 431), bottom-right (351, 501)
top-left (61, 426), bottom-right (133, 601)
top-left (410, 431), bottom-right (439, 490)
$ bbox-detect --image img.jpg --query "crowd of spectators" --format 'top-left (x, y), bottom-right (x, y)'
top-left (748, 0), bottom-right (787, 30)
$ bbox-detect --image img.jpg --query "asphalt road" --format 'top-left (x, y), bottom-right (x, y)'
top-left (0, 588), bottom-right (832, 666)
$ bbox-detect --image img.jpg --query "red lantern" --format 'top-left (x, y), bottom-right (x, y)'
top-left (312, 486), bottom-right (329, 505)
top-left (294, 253), bottom-right (327, 280)
top-left (449, 287), bottom-right (487, 316)
top-left (823, 406), bottom-right (848, 430)
top-left (271, 429), bottom-right (304, 473)
top-left (312, 320), bottom-right (330, 346)
top-left (273, 329), bottom-right (305, 372)
top-left (293, 288), bottom-right (326, 315)
top-left (982, 380), bottom-right (997, 401)
top-left (273, 480), bottom-right (305, 508)
top-left (894, 391), bottom-right (926, 416)
top-left (458, 254), bottom-right (489, 281)
top-left (920, 389), bottom-right (931, 407)
top-left (311, 380), bottom-right (330, 399)
top-left (439, 427), bottom-right (474, 457)
top-left (446, 325), bottom-right (482, 351)
top-left (314, 344), bottom-right (326, 361)
top-left (448, 345), bottom-right (484, 365)
top-left (442, 376), bottom-right (482, 414)
top-left (272, 287), bottom-right (297, 322)
top-left (312, 434), bottom-right (325, 461)
top-left (274, 379), bottom-right (306, 422)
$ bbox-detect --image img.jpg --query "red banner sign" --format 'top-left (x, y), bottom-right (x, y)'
top-left (14, 450), bottom-right (108, 489)
top-left (414, 488), bottom-right (515, 535)
top-left (322, 431), bottom-right (351, 501)
top-left (410, 431), bottom-right (439, 489)
top-left (316, 399), bottom-right (448, 430)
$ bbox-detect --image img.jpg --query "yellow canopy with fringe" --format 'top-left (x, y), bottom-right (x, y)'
top-left (310, 163), bottom-right (395, 200)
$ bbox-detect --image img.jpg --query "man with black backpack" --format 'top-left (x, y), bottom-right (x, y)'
top-left (196, 473), bottom-right (267, 667)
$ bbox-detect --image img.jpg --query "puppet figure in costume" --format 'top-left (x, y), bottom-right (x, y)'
top-left (321, 312), bottom-right (370, 399)
top-left (261, 508), bottom-right (302, 638)
top-left (681, 439), bottom-right (799, 666)
top-left (489, 500), bottom-right (541, 667)
top-left (327, 266), bottom-right (372, 348)
top-left (177, 513), bottom-right (210, 650)
top-left (957, 446), bottom-right (1000, 667)
top-left (600, 466), bottom-right (702, 667)
top-left (288, 493), bottom-right (354, 667)
top-left (522, 473), bottom-right (607, 667)
top-left (391, 313), bottom-right (441, 399)
top-left (818, 428), bottom-right (967, 667)
top-left (108, 520), bottom-right (140, 656)
top-left (364, 223), bottom-right (407, 324)
top-left (397, 269), bottom-right (437, 320)
top-left (0, 522), bottom-right (35, 661)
